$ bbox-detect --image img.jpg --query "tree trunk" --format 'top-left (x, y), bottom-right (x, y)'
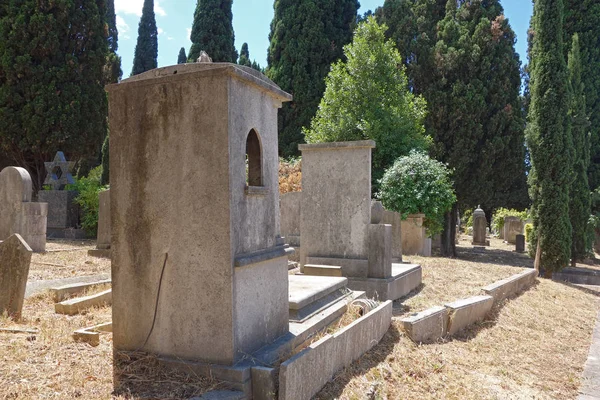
top-left (440, 203), bottom-right (457, 257)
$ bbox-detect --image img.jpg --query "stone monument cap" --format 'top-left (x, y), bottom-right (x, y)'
top-left (43, 152), bottom-right (75, 191)
top-left (298, 140), bottom-right (376, 152)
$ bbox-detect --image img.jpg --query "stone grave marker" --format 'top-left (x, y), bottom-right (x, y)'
top-left (515, 234), bottom-right (525, 253)
top-left (504, 216), bottom-right (524, 245)
top-left (0, 167), bottom-right (47, 252)
top-left (472, 206), bottom-right (490, 246)
top-left (0, 234), bottom-right (33, 319)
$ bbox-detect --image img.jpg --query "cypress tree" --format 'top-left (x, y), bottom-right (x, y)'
top-left (131, 0), bottom-right (158, 76)
top-left (526, 0), bottom-right (573, 276)
top-left (105, 0), bottom-right (122, 83)
top-left (0, 0), bottom-right (108, 189)
top-left (177, 47), bottom-right (187, 64)
top-left (568, 33), bottom-right (591, 265)
top-left (564, 0), bottom-right (600, 191)
top-left (239, 42), bottom-right (251, 66)
top-left (189, 0), bottom-right (237, 63)
top-left (267, 0), bottom-right (360, 157)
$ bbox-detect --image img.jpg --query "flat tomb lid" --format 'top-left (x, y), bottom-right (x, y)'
top-left (288, 275), bottom-right (348, 310)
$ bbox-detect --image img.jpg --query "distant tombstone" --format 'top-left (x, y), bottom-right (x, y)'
top-left (88, 189), bottom-right (111, 258)
top-left (0, 234), bottom-right (33, 319)
top-left (472, 206), bottom-right (490, 246)
top-left (515, 234), bottom-right (525, 253)
top-left (401, 214), bottom-right (428, 256)
top-left (0, 167), bottom-right (48, 252)
top-left (504, 217), bottom-right (524, 245)
top-left (38, 152), bottom-right (83, 239)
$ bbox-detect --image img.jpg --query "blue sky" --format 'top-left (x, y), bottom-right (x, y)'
top-left (115, 0), bottom-right (533, 77)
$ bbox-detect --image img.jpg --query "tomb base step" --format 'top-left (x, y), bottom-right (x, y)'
top-left (87, 248), bottom-right (111, 259)
top-left (347, 263), bottom-right (422, 301)
top-left (46, 228), bottom-right (88, 239)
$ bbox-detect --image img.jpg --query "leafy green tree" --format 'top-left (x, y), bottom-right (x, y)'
top-left (189, 0), bottom-right (237, 62)
top-left (177, 47), bottom-right (187, 64)
top-left (131, 0), bottom-right (158, 76)
top-left (378, 150), bottom-right (456, 236)
top-left (105, 0), bottom-right (122, 83)
top-left (304, 17), bottom-right (429, 188)
top-left (568, 33), bottom-right (591, 265)
top-left (0, 0), bottom-right (108, 190)
top-left (101, 134), bottom-right (110, 185)
top-left (378, 0), bottom-right (529, 256)
top-left (526, 0), bottom-right (573, 277)
top-left (564, 0), bottom-right (600, 191)
top-left (239, 42), bottom-right (251, 66)
top-left (267, 0), bottom-right (360, 157)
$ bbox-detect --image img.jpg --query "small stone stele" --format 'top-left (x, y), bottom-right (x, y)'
top-left (196, 51), bottom-right (212, 63)
top-left (472, 206), bottom-right (490, 246)
top-left (515, 234), bottom-right (525, 253)
top-left (0, 234), bottom-right (33, 320)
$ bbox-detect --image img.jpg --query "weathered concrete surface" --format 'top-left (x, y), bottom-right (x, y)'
top-left (192, 391), bottom-right (247, 400)
top-left (579, 309), bottom-right (600, 399)
top-left (306, 256), bottom-right (369, 278)
top-left (251, 366), bottom-right (276, 400)
top-left (38, 190), bottom-right (79, 230)
top-left (280, 192), bottom-right (301, 247)
top-left (401, 306), bottom-right (448, 343)
top-left (49, 279), bottom-right (111, 302)
top-left (0, 234), bottom-right (33, 319)
top-left (54, 289), bottom-right (112, 315)
top-left (401, 214), bottom-right (426, 256)
top-left (482, 269), bottom-right (537, 303)
top-left (96, 189), bottom-right (111, 249)
top-left (553, 268), bottom-right (600, 286)
top-left (303, 264), bottom-right (343, 277)
top-left (368, 224), bottom-right (392, 279)
top-left (515, 234), bottom-right (525, 253)
top-left (381, 210), bottom-right (403, 262)
top-left (279, 301), bottom-right (392, 400)
top-left (371, 201), bottom-right (384, 224)
top-left (109, 63), bottom-right (292, 366)
top-left (504, 217), bottom-right (524, 245)
top-left (347, 264), bottom-right (421, 301)
top-left (288, 275), bottom-right (347, 310)
top-left (472, 207), bottom-right (489, 246)
top-left (445, 295), bottom-right (493, 335)
top-left (25, 273), bottom-right (110, 298)
top-left (0, 167), bottom-right (48, 252)
top-left (73, 322), bottom-right (112, 347)
top-left (87, 248), bottom-right (111, 258)
top-left (299, 140), bottom-right (375, 273)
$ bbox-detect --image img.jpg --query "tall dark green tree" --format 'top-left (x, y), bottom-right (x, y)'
top-left (105, 0), bottom-right (122, 83)
top-left (177, 47), bottom-right (187, 64)
top-left (564, 0), bottom-right (600, 191)
top-left (267, 0), bottom-right (360, 157)
top-left (526, 0), bottom-right (573, 276)
top-left (0, 0), bottom-right (108, 189)
top-left (379, 0), bottom-right (528, 256)
top-left (188, 0), bottom-right (237, 63)
top-left (131, 0), bottom-right (158, 76)
top-left (239, 42), bottom-right (251, 66)
top-left (568, 33), bottom-right (591, 265)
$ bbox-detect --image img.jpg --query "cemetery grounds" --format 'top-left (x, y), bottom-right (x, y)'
top-left (0, 236), bottom-right (598, 399)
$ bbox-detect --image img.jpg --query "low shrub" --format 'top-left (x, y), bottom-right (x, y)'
top-left (67, 166), bottom-right (107, 236)
top-left (279, 157), bottom-right (302, 194)
top-left (492, 208), bottom-right (528, 235)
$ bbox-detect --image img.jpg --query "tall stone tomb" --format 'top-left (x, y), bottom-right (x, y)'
top-left (299, 141), bottom-right (422, 300)
top-left (108, 64), bottom-right (293, 373)
top-left (0, 167), bottom-right (47, 252)
top-left (472, 206), bottom-right (490, 246)
top-left (38, 152), bottom-right (83, 238)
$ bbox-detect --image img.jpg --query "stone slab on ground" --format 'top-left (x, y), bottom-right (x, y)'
top-left (302, 264), bottom-right (342, 277)
top-left (25, 273), bottom-right (110, 298)
top-left (554, 268), bottom-right (600, 286)
top-left (347, 263), bottom-right (421, 301)
top-left (0, 234), bottom-right (33, 319)
top-left (482, 269), bottom-right (538, 303)
top-left (49, 279), bottom-right (111, 302)
top-left (579, 309), bottom-right (600, 399)
top-left (401, 306), bottom-right (448, 343)
top-left (288, 275), bottom-right (347, 310)
top-left (279, 301), bottom-right (392, 400)
top-left (55, 289), bottom-right (112, 315)
top-left (192, 390), bottom-right (247, 400)
top-left (445, 295), bottom-right (494, 336)
top-left (72, 322), bottom-right (112, 347)
top-left (87, 249), bottom-right (111, 259)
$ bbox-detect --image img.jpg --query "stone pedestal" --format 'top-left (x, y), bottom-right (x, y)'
top-left (0, 234), bottom-right (33, 319)
top-left (515, 234), bottom-right (525, 253)
top-left (109, 63), bottom-right (292, 366)
top-left (381, 209), bottom-right (403, 262)
top-left (401, 214), bottom-right (428, 256)
top-left (472, 207), bottom-right (489, 246)
top-left (0, 167), bottom-right (48, 252)
top-left (504, 217), bottom-right (524, 245)
top-left (38, 190), bottom-right (83, 238)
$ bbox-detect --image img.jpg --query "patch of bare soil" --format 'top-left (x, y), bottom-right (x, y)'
top-left (317, 236), bottom-right (600, 399)
top-left (29, 239), bottom-right (110, 281)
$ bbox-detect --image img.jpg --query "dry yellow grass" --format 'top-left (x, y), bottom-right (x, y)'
top-left (2, 238), bottom-right (598, 399)
top-left (279, 158), bottom-right (302, 194)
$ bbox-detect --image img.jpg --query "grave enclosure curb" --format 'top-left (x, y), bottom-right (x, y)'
top-left (401, 269), bottom-right (538, 343)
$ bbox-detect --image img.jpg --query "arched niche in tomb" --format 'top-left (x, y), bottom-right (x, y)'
top-left (245, 128), bottom-right (263, 187)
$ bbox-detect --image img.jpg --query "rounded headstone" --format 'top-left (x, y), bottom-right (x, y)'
top-left (371, 201), bottom-right (384, 224)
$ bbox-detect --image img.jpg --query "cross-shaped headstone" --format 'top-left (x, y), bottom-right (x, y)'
top-left (43, 152), bottom-right (75, 190)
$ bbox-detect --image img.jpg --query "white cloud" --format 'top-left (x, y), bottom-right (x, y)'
top-left (186, 28), bottom-right (192, 40)
top-left (116, 15), bottom-right (129, 33)
top-left (167, 36), bottom-right (174, 41)
top-left (158, 27), bottom-right (164, 35)
top-left (115, 0), bottom-right (166, 17)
